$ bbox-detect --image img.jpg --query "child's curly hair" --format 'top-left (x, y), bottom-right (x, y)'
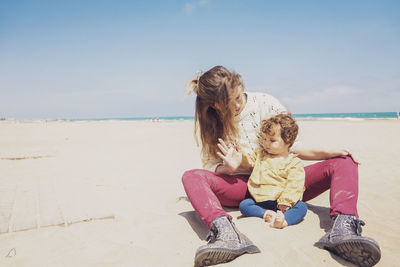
top-left (260, 113), bottom-right (298, 147)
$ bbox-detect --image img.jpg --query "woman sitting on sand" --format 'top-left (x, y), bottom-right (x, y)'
top-left (239, 113), bottom-right (307, 229)
top-left (182, 65), bottom-right (381, 267)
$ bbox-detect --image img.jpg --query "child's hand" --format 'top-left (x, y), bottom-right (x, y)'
top-left (277, 204), bottom-right (290, 212)
top-left (216, 136), bottom-right (242, 174)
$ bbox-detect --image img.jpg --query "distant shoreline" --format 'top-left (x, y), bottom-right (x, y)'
top-left (1, 112), bottom-right (399, 122)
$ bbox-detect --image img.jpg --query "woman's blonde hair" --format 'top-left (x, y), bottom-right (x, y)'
top-left (188, 66), bottom-right (244, 158)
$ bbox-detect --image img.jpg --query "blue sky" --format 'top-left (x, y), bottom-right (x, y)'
top-left (1, 0), bottom-right (399, 119)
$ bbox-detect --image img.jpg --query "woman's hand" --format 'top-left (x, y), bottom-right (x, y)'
top-left (326, 148), bottom-right (361, 165)
top-left (215, 136), bottom-right (242, 174)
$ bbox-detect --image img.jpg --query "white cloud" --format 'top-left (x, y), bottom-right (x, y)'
top-left (184, 3), bottom-right (195, 14)
top-left (184, 0), bottom-right (210, 14)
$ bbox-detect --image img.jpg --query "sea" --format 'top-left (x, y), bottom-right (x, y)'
top-left (70, 112), bottom-right (400, 122)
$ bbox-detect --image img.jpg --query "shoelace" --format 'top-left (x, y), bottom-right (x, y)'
top-left (343, 217), bottom-right (365, 236)
top-left (205, 222), bottom-right (242, 243)
top-left (355, 219), bottom-right (365, 235)
top-left (205, 228), bottom-right (217, 243)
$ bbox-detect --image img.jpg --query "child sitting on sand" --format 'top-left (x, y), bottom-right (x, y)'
top-left (239, 113), bottom-right (307, 228)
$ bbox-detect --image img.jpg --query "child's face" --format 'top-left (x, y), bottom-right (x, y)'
top-left (261, 126), bottom-right (291, 155)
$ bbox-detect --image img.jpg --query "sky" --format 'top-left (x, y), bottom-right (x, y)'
top-left (1, 0), bottom-right (399, 119)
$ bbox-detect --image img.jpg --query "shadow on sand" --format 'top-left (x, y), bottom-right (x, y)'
top-left (306, 203), bottom-right (331, 232)
top-left (177, 196), bottom-right (239, 241)
top-left (179, 210), bottom-right (209, 240)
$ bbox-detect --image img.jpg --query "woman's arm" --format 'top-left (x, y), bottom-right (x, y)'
top-left (292, 146), bottom-right (360, 164)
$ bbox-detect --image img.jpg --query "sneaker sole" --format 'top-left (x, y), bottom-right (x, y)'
top-left (325, 238), bottom-right (381, 267)
top-left (194, 245), bottom-right (260, 267)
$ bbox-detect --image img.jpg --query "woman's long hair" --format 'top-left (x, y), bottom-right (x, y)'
top-left (187, 66), bottom-right (244, 159)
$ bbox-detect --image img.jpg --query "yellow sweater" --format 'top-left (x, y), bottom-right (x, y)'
top-left (248, 151), bottom-right (305, 207)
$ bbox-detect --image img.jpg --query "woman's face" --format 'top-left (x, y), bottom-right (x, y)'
top-left (231, 86), bottom-right (245, 116)
top-left (214, 86), bottom-right (245, 116)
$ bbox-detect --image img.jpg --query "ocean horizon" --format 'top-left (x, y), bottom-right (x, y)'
top-left (70, 112), bottom-right (399, 121)
top-left (1, 112), bottom-right (399, 122)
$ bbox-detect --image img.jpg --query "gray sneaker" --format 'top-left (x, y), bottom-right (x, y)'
top-left (315, 214), bottom-right (381, 267)
top-left (194, 216), bottom-right (260, 267)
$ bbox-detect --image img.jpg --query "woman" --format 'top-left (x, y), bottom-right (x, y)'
top-left (182, 66), bottom-right (381, 267)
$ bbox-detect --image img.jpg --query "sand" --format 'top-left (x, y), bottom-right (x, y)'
top-left (0, 119), bottom-right (399, 266)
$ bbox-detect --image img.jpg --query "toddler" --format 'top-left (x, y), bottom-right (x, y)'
top-left (239, 113), bottom-right (307, 228)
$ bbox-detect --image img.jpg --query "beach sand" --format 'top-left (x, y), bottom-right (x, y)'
top-left (0, 119), bottom-right (399, 266)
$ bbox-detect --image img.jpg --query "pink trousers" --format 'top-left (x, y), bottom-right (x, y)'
top-left (182, 156), bottom-right (358, 228)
